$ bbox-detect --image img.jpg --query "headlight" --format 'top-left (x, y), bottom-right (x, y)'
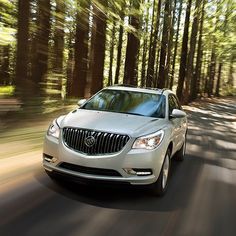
top-left (132, 130), bottom-right (164, 150)
top-left (47, 120), bottom-right (60, 139)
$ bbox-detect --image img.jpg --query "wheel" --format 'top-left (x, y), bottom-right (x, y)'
top-left (174, 136), bottom-right (186, 161)
top-left (150, 149), bottom-right (171, 196)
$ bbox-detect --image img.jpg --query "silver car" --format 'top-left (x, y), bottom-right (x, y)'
top-left (43, 85), bottom-right (187, 195)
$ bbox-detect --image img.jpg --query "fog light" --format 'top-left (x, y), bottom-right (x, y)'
top-left (123, 168), bottom-right (137, 175)
top-left (123, 168), bottom-right (153, 176)
top-left (43, 153), bottom-right (58, 163)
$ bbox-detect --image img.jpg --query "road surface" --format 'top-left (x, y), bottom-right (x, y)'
top-left (0, 97), bottom-right (236, 236)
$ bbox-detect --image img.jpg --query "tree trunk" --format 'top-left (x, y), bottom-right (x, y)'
top-left (193, 0), bottom-right (205, 99)
top-left (157, 0), bottom-right (171, 89)
top-left (66, 32), bottom-right (74, 97)
top-left (70, 0), bottom-right (90, 98)
top-left (146, 0), bottom-right (161, 87)
top-left (208, 48), bottom-right (216, 96)
top-left (165, 0), bottom-right (177, 88)
top-left (53, 0), bottom-right (65, 73)
top-left (123, 0), bottom-right (141, 86)
top-left (90, 0), bottom-right (108, 95)
top-left (170, 0), bottom-right (183, 89)
top-left (52, 0), bottom-right (65, 97)
top-left (215, 62), bottom-right (222, 97)
top-left (0, 45), bottom-right (10, 85)
top-left (15, 0), bottom-right (30, 95)
top-left (114, 23), bottom-right (124, 84)
top-left (141, 0), bottom-right (151, 87)
top-left (31, 0), bottom-right (51, 95)
top-left (176, 0), bottom-right (192, 102)
top-left (187, 0), bottom-right (201, 102)
top-left (227, 54), bottom-right (235, 87)
top-left (108, 21), bottom-right (116, 86)
top-left (114, 2), bottom-right (125, 85)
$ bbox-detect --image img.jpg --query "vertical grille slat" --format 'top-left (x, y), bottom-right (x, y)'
top-left (63, 128), bottom-right (130, 155)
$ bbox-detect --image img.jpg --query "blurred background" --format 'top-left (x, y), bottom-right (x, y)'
top-left (0, 0), bottom-right (235, 111)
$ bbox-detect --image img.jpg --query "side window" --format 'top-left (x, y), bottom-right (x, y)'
top-left (168, 95), bottom-right (176, 116)
top-left (172, 95), bottom-right (182, 110)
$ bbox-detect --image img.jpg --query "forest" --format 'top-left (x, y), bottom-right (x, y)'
top-left (0, 0), bottom-right (235, 105)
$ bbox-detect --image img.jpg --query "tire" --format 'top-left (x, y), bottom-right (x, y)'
top-left (150, 149), bottom-right (171, 196)
top-left (174, 136), bottom-right (186, 162)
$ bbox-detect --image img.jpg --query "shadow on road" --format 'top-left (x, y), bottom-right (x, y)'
top-left (34, 153), bottom-right (203, 212)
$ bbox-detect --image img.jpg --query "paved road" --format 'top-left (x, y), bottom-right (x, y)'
top-left (0, 97), bottom-right (236, 236)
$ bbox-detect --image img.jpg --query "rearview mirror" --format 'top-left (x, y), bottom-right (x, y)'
top-left (171, 109), bottom-right (186, 118)
top-left (77, 99), bottom-right (87, 107)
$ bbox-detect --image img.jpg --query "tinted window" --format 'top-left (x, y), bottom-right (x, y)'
top-left (172, 95), bottom-right (181, 110)
top-left (168, 96), bottom-right (176, 116)
top-left (82, 89), bottom-right (166, 118)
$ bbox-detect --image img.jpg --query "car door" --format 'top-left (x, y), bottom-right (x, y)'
top-left (168, 94), bottom-right (182, 153)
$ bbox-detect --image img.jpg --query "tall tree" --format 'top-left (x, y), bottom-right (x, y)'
top-left (165, 0), bottom-right (177, 88)
top-left (170, 0), bottom-right (183, 89)
top-left (31, 0), bottom-right (51, 94)
top-left (53, 0), bottom-right (65, 74)
top-left (157, 0), bottom-right (171, 88)
top-left (176, 0), bottom-right (192, 102)
top-left (187, 0), bottom-right (202, 102)
top-left (70, 0), bottom-right (90, 97)
top-left (15, 0), bottom-right (30, 94)
top-left (108, 19), bottom-right (116, 86)
top-left (146, 0), bottom-right (162, 87)
top-left (114, 0), bottom-right (125, 84)
top-left (90, 0), bottom-right (108, 95)
top-left (141, 0), bottom-right (151, 87)
top-left (215, 0), bottom-right (231, 96)
top-left (193, 0), bottom-right (205, 99)
top-left (123, 0), bottom-right (141, 85)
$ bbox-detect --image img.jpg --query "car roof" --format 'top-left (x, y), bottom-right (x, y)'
top-left (105, 85), bottom-right (174, 96)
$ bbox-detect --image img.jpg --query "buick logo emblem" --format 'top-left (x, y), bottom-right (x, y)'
top-left (84, 136), bottom-right (96, 147)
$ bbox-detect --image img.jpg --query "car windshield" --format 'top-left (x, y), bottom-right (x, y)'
top-left (81, 89), bottom-right (166, 118)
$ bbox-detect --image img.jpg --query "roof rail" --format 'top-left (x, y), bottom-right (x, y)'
top-left (112, 84), bottom-right (137, 88)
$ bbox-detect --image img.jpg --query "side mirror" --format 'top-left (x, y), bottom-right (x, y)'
top-left (171, 109), bottom-right (186, 118)
top-left (77, 98), bottom-right (87, 107)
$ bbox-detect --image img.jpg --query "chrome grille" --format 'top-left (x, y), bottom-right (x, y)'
top-left (63, 127), bottom-right (130, 155)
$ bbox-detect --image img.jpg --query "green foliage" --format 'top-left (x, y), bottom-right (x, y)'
top-left (0, 0), bottom-right (16, 46)
top-left (0, 85), bottom-right (15, 95)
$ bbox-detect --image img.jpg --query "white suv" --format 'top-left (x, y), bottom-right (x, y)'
top-left (43, 85), bottom-right (187, 195)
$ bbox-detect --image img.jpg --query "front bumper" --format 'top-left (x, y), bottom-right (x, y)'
top-left (43, 133), bottom-right (168, 185)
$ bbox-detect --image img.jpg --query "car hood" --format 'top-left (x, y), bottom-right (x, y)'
top-left (60, 109), bottom-right (167, 137)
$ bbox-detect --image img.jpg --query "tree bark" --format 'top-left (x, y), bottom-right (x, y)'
top-left (108, 21), bottom-right (116, 86)
top-left (165, 0), bottom-right (177, 88)
top-left (215, 62), bottom-right (222, 97)
top-left (70, 0), bottom-right (90, 97)
top-left (0, 45), bottom-right (10, 85)
top-left (141, 0), bottom-right (151, 87)
top-left (15, 0), bottom-right (30, 95)
top-left (176, 0), bottom-right (192, 102)
top-left (114, 2), bottom-right (125, 84)
top-left (193, 0), bottom-right (205, 99)
top-left (146, 0), bottom-right (161, 87)
top-left (31, 0), bottom-right (51, 95)
top-left (157, 0), bottom-right (171, 89)
top-left (53, 0), bottom-right (65, 74)
top-left (208, 48), bottom-right (216, 96)
top-left (90, 0), bottom-right (108, 95)
top-left (187, 0), bottom-right (201, 102)
top-left (123, 0), bottom-right (141, 86)
top-left (170, 0), bottom-right (183, 89)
